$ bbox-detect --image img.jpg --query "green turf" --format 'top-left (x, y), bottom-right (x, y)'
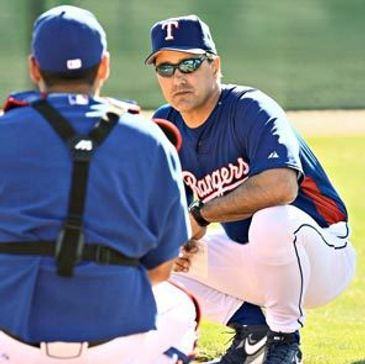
top-left (195, 134), bottom-right (365, 363)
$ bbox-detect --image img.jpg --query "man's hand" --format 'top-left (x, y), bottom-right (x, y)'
top-left (174, 240), bottom-right (200, 273)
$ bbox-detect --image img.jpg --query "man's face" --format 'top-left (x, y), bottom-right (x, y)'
top-left (154, 50), bottom-right (219, 114)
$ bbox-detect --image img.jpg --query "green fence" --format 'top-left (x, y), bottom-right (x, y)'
top-left (1, 0), bottom-right (364, 110)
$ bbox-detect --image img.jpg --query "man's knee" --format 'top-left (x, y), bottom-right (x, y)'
top-left (154, 282), bottom-right (199, 323)
top-left (249, 205), bottom-right (296, 264)
top-left (159, 282), bottom-right (200, 363)
top-left (171, 282), bottom-right (200, 327)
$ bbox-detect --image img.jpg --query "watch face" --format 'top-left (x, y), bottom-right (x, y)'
top-left (189, 200), bottom-right (210, 227)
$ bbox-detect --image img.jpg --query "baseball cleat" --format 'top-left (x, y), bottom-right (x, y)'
top-left (203, 324), bottom-right (269, 364)
top-left (262, 331), bottom-right (302, 364)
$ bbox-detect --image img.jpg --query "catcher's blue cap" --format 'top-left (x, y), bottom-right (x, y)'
top-left (32, 5), bottom-right (107, 73)
top-left (145, 14), bottom-right (217, 65)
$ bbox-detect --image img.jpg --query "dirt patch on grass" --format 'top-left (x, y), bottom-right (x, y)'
top-left (287, 109), bottom-right (365, 136)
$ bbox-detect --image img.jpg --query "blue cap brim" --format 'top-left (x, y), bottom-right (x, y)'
top-left (145, 47), bottom-right (207, 65)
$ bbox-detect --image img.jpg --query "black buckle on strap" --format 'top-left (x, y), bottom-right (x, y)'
top-left (55, 227), bottom-right (84, 262)
top-left (95, 245), bottom-right (112, 264)
top-left (55, 225), bottom-right (85, 277)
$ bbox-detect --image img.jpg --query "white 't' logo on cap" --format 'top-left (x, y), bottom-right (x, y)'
top-left (162, 21), bottom-right (179, 40)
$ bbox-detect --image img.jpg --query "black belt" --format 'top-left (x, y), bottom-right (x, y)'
top-left (0, 241), bottom-right (140, 267)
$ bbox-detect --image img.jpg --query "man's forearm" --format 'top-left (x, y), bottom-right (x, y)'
top-left (200, 168), bottom-right (298, 223)
top-left (147, 260), bottom-right (174, 285)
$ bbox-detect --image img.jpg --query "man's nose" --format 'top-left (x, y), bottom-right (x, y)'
top-left (172, 69), bottom-right (187, 83)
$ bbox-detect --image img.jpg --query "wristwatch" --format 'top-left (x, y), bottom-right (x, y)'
top-left (189, 200), bottom-right (210, 227)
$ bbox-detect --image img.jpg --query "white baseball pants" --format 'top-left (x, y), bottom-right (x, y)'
top-left (0, 282), bottom-right (198, 364)
top-left (173, 205), bottom-right (356, 333)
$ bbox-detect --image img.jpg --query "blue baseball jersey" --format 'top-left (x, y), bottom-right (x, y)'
top-left (0, 91), bottom-right (190, 342)
top-left (154, 84), bottom-right (347, 243)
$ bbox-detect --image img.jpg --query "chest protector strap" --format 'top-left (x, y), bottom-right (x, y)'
top-left (30, 99), bottom-right (122, 277)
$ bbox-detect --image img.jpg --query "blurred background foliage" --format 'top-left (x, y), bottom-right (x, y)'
top-left (0, 0), bottom-right (364, 110)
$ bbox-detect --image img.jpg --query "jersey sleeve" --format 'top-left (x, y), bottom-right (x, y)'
top-left (140, 130), bottom-right (190, 269)
top-left (237, 91), bottom-right (303, 179)
top-left (152, 104), bottom-right (171, 119)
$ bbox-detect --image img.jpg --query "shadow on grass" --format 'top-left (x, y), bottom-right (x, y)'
top-left (351, 360), bottom-right (365, 364)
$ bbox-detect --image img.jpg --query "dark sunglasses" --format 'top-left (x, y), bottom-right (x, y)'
top-left (155, 54), bottom-right (211, 78)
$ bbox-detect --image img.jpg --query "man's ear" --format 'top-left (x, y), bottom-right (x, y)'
top-left (97, 52), bottom-right (110, 83)
top-left (212, 56), bottom-right (221, 77)
top-left (28, 55), bottom-right (42, 85)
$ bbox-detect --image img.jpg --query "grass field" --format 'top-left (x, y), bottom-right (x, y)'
top-left (194, 134), bottom-right (365, 363)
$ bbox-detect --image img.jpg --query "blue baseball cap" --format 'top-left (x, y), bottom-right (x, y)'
top-left (145, 14), bottom-right (217, 65)
top-left (32, 5), bottom-right (107, 73)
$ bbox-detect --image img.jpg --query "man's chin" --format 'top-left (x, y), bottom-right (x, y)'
top-left (171, 98), bottom-right (195, 113)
